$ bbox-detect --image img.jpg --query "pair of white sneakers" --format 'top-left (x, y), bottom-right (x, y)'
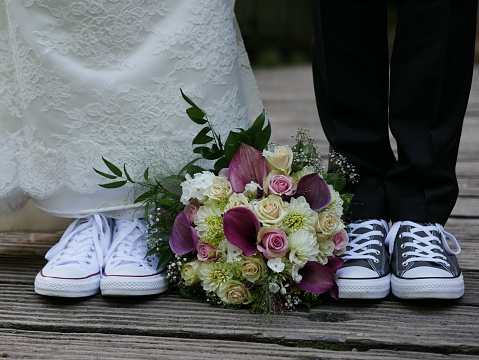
top-left (34, 214), bottom-right (168, 297)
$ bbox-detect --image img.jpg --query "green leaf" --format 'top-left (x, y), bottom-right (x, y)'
top-left (102, 157), bottom-right (122, 177)
top-left (123, 164), bottom-right (134, 183)
top-left (193, 146), bottom-right (209, 155)
top-left (93, 168), bottom-right (118, 180)
top-left (186, 107), bottom-right (207, 125)
top-left (249, 109), bottom-right (266, 135)
top-left (155, 197), bottom-right (175, 207)
top-left (203, 149), bottom-right (222, 160)
top-left (178, 157), bottom-right (202, 175)
top-left (134, 191), bottom-right (156, 203)
top-left (254, 121), bottom-right (272, 151)
top-left (214, 157), bottom-right (229, 173)
top-left (186, 165), bottom-right (206, 176)
top-left (192, 126), bottom-right (214, 144)
top-left (143, 167), bottom-right (150, 181)
top-left (180, 88), bottom-right (200, 108)
top-left (99, 180), bottom-right (127, 189)
top-left (157, 243), bottom-right (175, 269)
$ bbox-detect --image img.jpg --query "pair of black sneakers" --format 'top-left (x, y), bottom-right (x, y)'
top-left (336, 219), bottom-right (464, 299)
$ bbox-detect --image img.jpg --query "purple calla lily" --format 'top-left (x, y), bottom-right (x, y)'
top-left (169, 211), bottom-right (199, 255)
top-left (294, 261), bottom-right (335, 294)
top-left (223, 207), bottom-right (260, 256)
top-left (325, 256), bottom-right (344, 299)
top-left (229, 143), bottom-right (268, 193)
top-left (294, 173), bottom-right (331, 211)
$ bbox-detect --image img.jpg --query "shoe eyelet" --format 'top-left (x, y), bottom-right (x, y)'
top-left (98, 235), bottom-right (102, 240)
top-left (86, 261), bottom-right (91, 265)
top-left (402, 261), bottom-right (407, 266)
top-left (87, 254), bottom-right (92, 259)
top-left (373, 259), bottom-right (379, 263)
top-left (399, 233), bottom-right (403, 239)
top-left (402, 253), bottom-right (407, 258)
top-left (400, 244), bottom-right (406, 249)
top-left (446, 263), bottom-right (451, 267)
top-left (375, 250), bottom-right (380, 255)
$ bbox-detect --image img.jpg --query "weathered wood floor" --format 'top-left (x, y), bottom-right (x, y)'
top-left (1, 66), bottom-right (479, 359)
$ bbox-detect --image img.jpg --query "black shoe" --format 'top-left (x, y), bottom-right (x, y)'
top-left (386, 221), bottom-right (464, 299)
top-left (336, 219), bottom-right (391, 299)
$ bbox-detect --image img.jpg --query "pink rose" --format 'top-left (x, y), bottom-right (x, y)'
top-left (332, 229), bottom-right (348, 255)
top-left (184, 199), bottom-right (200, 224)
top-left (268, 174), bottom-right (296, 196)
top-left (257, 228), bottom-right (288, 259)
top-left (196, 241), bottom-right (218, 261)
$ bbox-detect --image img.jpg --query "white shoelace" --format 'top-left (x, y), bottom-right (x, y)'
top-left (44, 214), bottom-right (112, 275)
top-left (106, 219), bottom-right (150, 269)
top-left (385, 221), bottom-right (461, 267)
top-left (342, 219), bottom-right (389, 263)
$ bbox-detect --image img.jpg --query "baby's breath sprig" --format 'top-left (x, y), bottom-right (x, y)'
top-left (291, 128), bottom-right (324, 172)
top-left (328, 151), bottom-right (359, 184)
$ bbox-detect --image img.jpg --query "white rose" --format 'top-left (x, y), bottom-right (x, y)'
top-left (206, 176), bottom-right (232, 201)
top-left (263, 145), bottom-right (293, 174)
top-left (253, 195), bottom-right (286, 226)
top-left (180, 259), bottom-right (202, 286)
top-left (315, 211), bottom-right (343, 235)
top-left (224, 193), bottom-right (251, 212)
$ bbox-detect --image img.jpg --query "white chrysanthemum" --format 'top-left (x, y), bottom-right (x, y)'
top-left (282, 196), bottom-right (317, 233)
top-left (325, 185), bottom-right (344, 218)
top-left (288, 229), bottom-right (320, 265)
top-left (199, 261), bottom-right (233, 292)
top-left (194, 204), bottom-right (225, 247)
top-left (316, 234), bottom-right (335, 265)
top-left (180, 171), bottom-right (216, 204)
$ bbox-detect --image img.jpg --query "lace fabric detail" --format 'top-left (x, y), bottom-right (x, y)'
top-left (0, 0), bottom-right (262, 214)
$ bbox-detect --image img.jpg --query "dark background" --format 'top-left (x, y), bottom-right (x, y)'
top-left (235, 1), bottom-right (478, 67)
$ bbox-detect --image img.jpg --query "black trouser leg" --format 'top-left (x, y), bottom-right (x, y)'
top-left (387, 0), bottom-right (478, 225)
top-left (311, 0), bottom-right (395, 220)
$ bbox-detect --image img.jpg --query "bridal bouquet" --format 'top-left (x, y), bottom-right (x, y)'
top-left (95, 91), bottom-right (357, 313)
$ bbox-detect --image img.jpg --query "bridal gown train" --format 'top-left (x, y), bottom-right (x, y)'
top-left (0, 0), bottom-right (262, 219)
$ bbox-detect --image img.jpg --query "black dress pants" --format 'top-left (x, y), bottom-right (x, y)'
top-left (311, 0), bottom-right (478, 225)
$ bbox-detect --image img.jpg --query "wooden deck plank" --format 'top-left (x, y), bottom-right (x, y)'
top-left (0, 284), bottom-right (478, 355)
top-left (1, 329), bottom-right (479, 360)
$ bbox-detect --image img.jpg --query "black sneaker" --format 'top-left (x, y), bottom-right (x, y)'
top-left (386, 221), bottom-right (464, 299)
top-left (336, 219), bottom-right (391, 299)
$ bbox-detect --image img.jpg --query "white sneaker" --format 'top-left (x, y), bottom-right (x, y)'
top-left (35, 214), bottom-right (113, 297)
top-left (100, 219), bottom-right (168, 296)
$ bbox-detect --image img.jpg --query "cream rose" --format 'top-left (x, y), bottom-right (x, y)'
top-left (181, 260), bottom-right (202, 286)
top-left (219, 280), bottom-right (251, 305)
top-left (224, 193), bottom-right (251, 212)
top-left (315, 211), bottom-right (343, 235)
top-left (206, 176), bottom-right (233, 201)
top-left (263, 145), bottom-right (293, 174)
top-left (242, 257), bottom-right (266, 283)
top-left (253, 195), bottom-right (286, 225)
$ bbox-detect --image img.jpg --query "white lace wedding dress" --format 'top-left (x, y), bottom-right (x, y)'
top-left (0, 0), bottom-right (262, 219)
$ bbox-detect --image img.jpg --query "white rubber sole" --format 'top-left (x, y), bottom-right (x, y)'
top-left (34, 273), bottom-right (100, 297)
top-left (100, 272), bottom-right (168, 296)
top-left (391, 274), bottom-right (464, 299)
top-left (337, 274), bottom-right (391, 299)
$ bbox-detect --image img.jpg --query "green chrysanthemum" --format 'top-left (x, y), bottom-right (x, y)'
top-left (195, 204), bottom-right (225, 247)
top-left (199, 261), bottom-right (233, 292)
